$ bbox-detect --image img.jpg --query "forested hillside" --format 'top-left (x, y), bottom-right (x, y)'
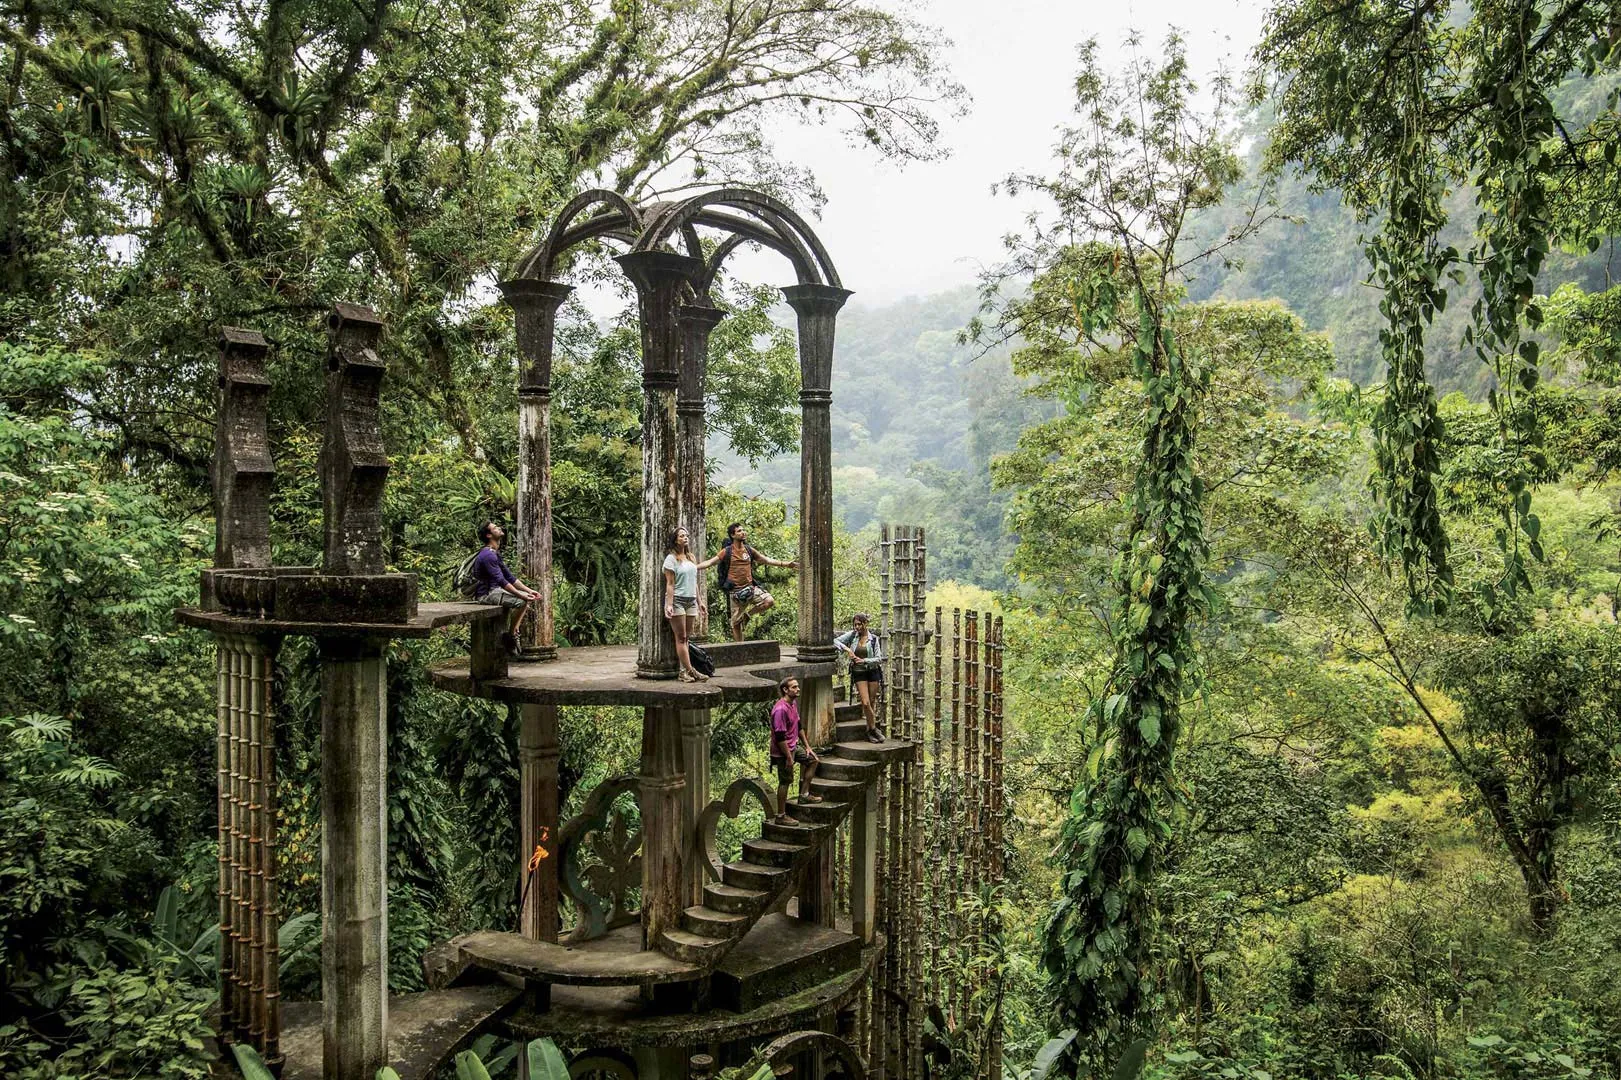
top-left (715, 287), bottom-right (1053, 589)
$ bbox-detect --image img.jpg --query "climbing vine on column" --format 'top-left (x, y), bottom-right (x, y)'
top-left (1041, 275), bottom-right (1209, 1067)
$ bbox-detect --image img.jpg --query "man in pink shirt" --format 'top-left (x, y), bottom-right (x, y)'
top-left (769, 677), bottom-right (820, 825)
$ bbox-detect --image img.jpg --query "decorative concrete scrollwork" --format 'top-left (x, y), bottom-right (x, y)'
top-left (559, 776), bottom-right (642, 943)
top-left (697, 776), bottom-right (778, 883)
top-left (568, 1047), bottom-right (639, 1080)
top-left (759, 1030), bottom-right (867, 1079)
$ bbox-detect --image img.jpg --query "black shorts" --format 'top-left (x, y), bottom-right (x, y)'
top-left (771, 745), bottom-right (813, 785)
top-left (851, 666), bottom-right (883, 684)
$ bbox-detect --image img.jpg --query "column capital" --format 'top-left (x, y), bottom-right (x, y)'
top-left (497, 278), bottom-right (574, 313)
top-left (780, 282), bottom-right (854, 318)
top-left (615, 250), bottom-right (702, 293)
top-left (500, 279), bottom-right (573, 395)
top-left (677, 303), bottom-right (727, 330)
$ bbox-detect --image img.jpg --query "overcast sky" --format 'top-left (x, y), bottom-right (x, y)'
top-left (722, 0), bottom-right (1271, 308)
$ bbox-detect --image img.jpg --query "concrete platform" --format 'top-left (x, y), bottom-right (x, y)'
top-left (278, 984), bottom-right (520, 1080)
top-left (429, 642), bottom-right (836, 707)
top-left (456, 924), bottom-right (700, 986)
top-left (501, 935), bottom-right (881, 1048)
top-left (713, 914), bottom-right (863, 1012)
top-left (176, 600), bottom-right (503, 639)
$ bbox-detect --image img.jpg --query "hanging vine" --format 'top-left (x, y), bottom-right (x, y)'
top-left (1468, 0), bottom-right (1556, 607)
top-left (1367, 2), bottom-right (1455, 614)
top-left (1042, 274), bottom-right (1209, 1068)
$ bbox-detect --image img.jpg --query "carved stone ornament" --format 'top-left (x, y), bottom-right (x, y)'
top-left (697, 776), bottom-right (778, 883)
top-left (559, 776), bottom-right (642, 943)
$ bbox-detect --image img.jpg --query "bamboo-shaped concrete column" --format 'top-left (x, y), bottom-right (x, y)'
top-left (619, 251), bottom-right (701, 679)
top-left (212, 328), bottom-right (283, 1067)
top-left (781, 284), bottom-right (852, 669)
top-left (499, 278), bottom-right (573, 661)
top-left (677, 302), bottom-right (725, 638)
top-left (318, 304), bottom-right (391, 1080)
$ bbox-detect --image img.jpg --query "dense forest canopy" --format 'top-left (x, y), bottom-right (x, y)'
top-left (4, 0), bottom-right (1621, 1078)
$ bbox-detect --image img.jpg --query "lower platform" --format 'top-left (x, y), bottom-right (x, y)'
top-left (501, 926), bottom-right (881, 1049)
top-left (277, 984), bottom-right (520, 1080)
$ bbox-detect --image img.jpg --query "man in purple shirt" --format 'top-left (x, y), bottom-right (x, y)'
top-left (473, 521), bottom-right (540, 655)
top-left (769, 676), bottom-right (820, 825)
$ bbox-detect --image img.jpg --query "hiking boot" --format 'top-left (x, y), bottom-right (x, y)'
top-left (867, 729), bottom-right (884, 743)
top-left (774, 814), bottom-right (800, 827)
top-left (799, 792), bottom-right (823, 803)
top-left (678, 669), bottom-right (696, 683)
top-left (691, 670), bottom-right (709, 681)
top-left (501, 631), bottom-right (519, 656)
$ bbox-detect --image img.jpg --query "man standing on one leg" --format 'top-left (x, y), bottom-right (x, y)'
top-left (715, 522), bottom-right (796, 642)
top-left (471, 521), bottom-right (540, 656)
top-left (769, 677), bottom-right (820, 826)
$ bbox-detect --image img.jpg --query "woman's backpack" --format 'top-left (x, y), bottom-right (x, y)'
top-left (687, 643), bottom-right (716, 677)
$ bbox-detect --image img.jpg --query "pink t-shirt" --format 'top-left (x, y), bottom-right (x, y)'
top-left (770, 699), bottom-right (800, 755)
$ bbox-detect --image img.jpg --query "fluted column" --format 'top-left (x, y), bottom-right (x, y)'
top-left (618, 251), bottom-right (701, 678)
top-left (678, 304), bottom-right (726, 639)
top-left (680, 707), bottom-right (712, 907)
top-left (499, 279), bottom-right (573, 661)
top-left (781, 284), bottom-right (852, 665)
top-left (518, 703), bottom-right (560, 941)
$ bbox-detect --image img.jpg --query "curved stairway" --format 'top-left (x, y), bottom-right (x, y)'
top-left (656, 703), bottom-right (909, 967)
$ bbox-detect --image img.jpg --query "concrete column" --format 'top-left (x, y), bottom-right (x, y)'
top-left (499, 279), bottom-right (573, 660)
top-left (800, 674), bottom-right (836, 755)
top-left (321, 304), bottom-right (388, 576)
top-left (214, 328), bottom-right (274, 570)
top-left (850, 778), bottom-right (878, 944)
top-left (677, 304), bottom-right (725, 639)
top-left (618, 252), bottom-right (701, 679)
top-left (318, 636), bottom-right (389, 1080)
top-left (518, 704), bottom-right (561, 941)
top-left (781, 284), bottom-right (852, 665)
top-left (680, 708), bottom-right (712, 907)
top-left (639, 707), bottom-right (687, 945)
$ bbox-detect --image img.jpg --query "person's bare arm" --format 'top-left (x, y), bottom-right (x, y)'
top-left (663, 567), bottom-right (676, 618)
top-left (695, 551), bottom-right (723, 570)
top-left (758, 553), bottom-right (798, 568)
top-left (509, 576), bottom-right (541, 601)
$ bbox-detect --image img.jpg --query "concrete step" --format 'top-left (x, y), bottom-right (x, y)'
top-left (762, 819), bottom-right (829, 845)
top-left (808, 776), bottom-right (863, 803)
top-left (812, 756), bottom-right (877, 783)
top-left (681, 904), bottom-right (750, 940)
top-left (832, 737), bottom-right (912, 763)
top-left (786, 798), bottom-right (846, 825)
top-left (741, 837), bottom-right (806, 868)
top-left (659, 928), bottom-right (732, 965)
top-left (703, 882), bottom-right (769, 915)
top-left (722, 860), bottom-right (790, 892)
top-left (834, 702), bottom-right (866, 722)
top-left (836, 720), bottom-right (874, 741)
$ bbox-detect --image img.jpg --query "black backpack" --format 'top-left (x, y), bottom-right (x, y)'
top-left (451, 551), bottom-right (480, 598)
top-left (688, 643), bottom-right (715, 677)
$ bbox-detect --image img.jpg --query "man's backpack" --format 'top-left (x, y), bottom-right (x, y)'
top-left (451, 551), bottom-right (481, 598)
top-left (688, 643), bottom-right (715, 677)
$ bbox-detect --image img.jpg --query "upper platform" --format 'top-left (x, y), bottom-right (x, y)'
top-left (428, 638), bottom-right (837, 707)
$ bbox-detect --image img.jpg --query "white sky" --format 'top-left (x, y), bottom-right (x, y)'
top-left (723, 0), bottom-right (1270, 307)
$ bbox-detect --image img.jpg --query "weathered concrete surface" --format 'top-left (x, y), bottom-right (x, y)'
top-left (214, 328), bottom-right (274, 572)
top-left (278, 986), bottom-right (519, 1080)
top-left (321, 303), bottom-right (389, 577)
top-left (320, 637), bottom-right (389, 1080)
top-left (781, 284), bottom-right (852, 666)
top-left (499, 937), bottom-right (881, 1047)
top-left (518, 703), bottom-right (560, 941)
top-left (456, 925), bottom-right (698, 985)
top-left (712, 917), bottom-right (861, 1013)
top-left (428, 643), bottom-right (835, 707)
top-left (177, 600), bottom-right (503, 640)
top-left (617, 250), bottom-right (701, 679)
top-left (499, 278), bottom-right (573, 661)
top-left (640, 706), bottom-right (686, 946)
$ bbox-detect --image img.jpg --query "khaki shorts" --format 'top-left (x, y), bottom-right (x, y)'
top-left (670, 596), bottom-right (699, 617)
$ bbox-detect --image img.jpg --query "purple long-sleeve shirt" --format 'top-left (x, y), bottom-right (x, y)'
top-left (471, 546), bottom-right (517, 599)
